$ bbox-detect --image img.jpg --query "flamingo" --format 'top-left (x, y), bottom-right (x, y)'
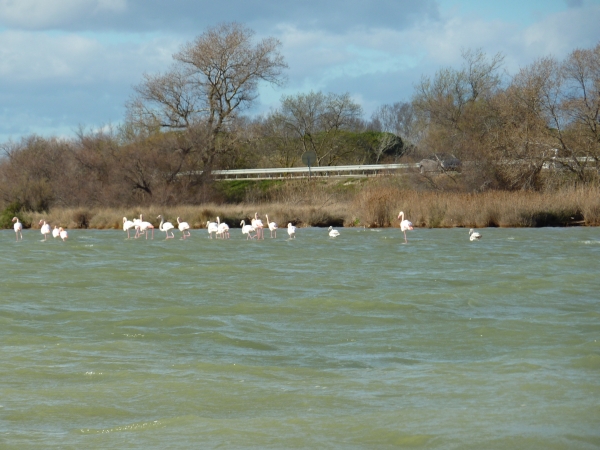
top-left (122, 217), bottom-right (136, 239)
top-left (469, 228), bottom-right (482, 241)
top-left (207, 220), bottom-right (218, 239)
top-left (177, 217), bottom-right (191, 239)
top-left (287, 223), bottom-right (296, 239)
top-left (132, 215), bottom-right (143, 238)
top-left (39, 220), bottom-right (51, 240)
top-left (157, 215), bottom-right (175, 239)
top-left (217, 217), bottom-right (229, 239)
top-left (397, 211), bottom-right (414, 244)
top-left (252, 212), bottom-right (264, 240)
top-left (138, 214), bottom-right (154, 239)
top-left (328, 226), bottom-right (340, 238)
top-left (12, 217), bottom-right (23, 241)
top-left (52, 226), bottom-right (60, 238)
top-left (240, 220), bottom-right (256, 239)
top-left (265, 214), bottom-right (278, 238)
top-left (58, 227), bottom-right (68, 241)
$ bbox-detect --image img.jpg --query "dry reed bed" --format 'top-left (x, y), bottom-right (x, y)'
top-left (19, 186), bottom-right (600, 230)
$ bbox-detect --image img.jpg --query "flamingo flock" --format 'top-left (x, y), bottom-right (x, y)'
top-left (10, 217), bottom-right (70, 242)
top-left (7, 210), bottom-right (484, 244)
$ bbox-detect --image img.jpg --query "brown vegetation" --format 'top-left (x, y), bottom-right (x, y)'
top-left (10, 178), bottom-right (600, 230)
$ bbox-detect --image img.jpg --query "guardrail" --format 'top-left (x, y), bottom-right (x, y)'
top-left (182, 157), bottom-right (597, 180)
top-left (209, 163), bottom-right (418, 180)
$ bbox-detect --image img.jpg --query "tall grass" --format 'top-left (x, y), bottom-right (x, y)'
top-left (11, 183), bottom-right (600, 229)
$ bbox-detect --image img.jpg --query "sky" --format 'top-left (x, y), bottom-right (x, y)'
top-left (0, 0), bottom-right (599, 143)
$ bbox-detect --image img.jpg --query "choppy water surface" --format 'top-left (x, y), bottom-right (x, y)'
top-left (1, 227), bottom-right (599, 449)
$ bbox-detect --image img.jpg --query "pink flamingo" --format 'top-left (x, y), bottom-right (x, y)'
top-left (217, 217), bottom-right (229, 239)
top-left (252, 213), bottom-right (264, 240)
top-left (58, 227), bottom-right (68, 241)
top-left (240, 220), bottom-right (256, 239)
top-left (207, 220), bottom-right (218, 239)
top-left (265, 214), bottom-right (278, 238)
top-left (158, 215), bottom-right (175, 239)
top-left (137, 214), bottom-right (154, 239)
top-left (397, 211), bottom-right (414, 243)
top-left (39, 220), bottom-right (51, 240)
top-left (132, 215), bottom-right (142, 238)
top-left (287, 223), bottom-right (296, 239)
top-left (123, 217), bottom-right (136, 239)
top-left (12, 217), bottom-right (23, 241)
top-left (177, 217), bottom-right (191, 239)
top-left (469, 229), bottom-right (482, 241)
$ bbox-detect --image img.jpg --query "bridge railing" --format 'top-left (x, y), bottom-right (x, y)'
top-left (208, 163), bottom-right (418, 180)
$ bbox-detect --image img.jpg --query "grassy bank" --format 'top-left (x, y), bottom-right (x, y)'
top-left (4, 178), bottom-right (600, 230)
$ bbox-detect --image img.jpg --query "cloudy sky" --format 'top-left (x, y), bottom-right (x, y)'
top-left (0, 0), bottom-right (599, 143)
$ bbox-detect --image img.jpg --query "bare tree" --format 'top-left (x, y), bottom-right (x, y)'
top-left (276, 91), bottom-right (363, 166)
top-left (494, 43), bottom-right (600, 188)
top-left (560, 43), bottom-right (600, 175)
top-left (258, 114), bottom-right (303, 168)
top-left (127, 22), bottom-right (287, 175)
top-left (412, 49), bottom-right (505, 164)
top-left (413, 48), bottom-right (504, 132)
top-left (491, 57), bottom-right (562, 189)
top-left (0, 136), bottom-right (82, 210)
top-left (370, 101), bottom-right (420, 153)
top-left (410, 49), bottom-right (505, 190)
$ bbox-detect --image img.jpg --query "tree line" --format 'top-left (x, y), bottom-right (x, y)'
top-left (1, 22), bottom-right (598, 213)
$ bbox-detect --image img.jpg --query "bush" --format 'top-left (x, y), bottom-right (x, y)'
top-left (73, 210), bottom-right (92, 228)
top-left (0, 202), bottom-right (25, 229)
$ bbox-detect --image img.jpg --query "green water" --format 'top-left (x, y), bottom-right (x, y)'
top-left (1, 227), bottom-right (599, 449)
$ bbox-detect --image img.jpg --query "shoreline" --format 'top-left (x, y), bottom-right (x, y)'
top-left (5, 189), bottom-right (600, 231)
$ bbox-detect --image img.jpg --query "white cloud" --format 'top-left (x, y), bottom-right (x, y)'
top-left (521, 3), bottom-right (600, 56)
top-left (0, 0), bottom-right (126, 29)
top-left (0, 28), bottom-right (179, 141)
top-left (0, 30), bottom-right (176, 84)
